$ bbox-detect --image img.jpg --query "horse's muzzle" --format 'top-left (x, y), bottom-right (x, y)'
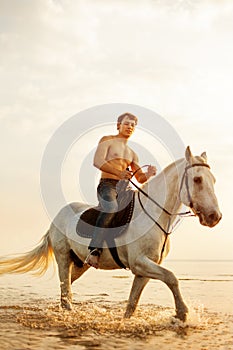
top-left (198, 210), bottom-right (222, 227)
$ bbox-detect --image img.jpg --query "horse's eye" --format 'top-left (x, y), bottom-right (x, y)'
top-left (194, 176), bottom-right (202, 184)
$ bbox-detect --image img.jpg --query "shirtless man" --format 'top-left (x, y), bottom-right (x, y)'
top-left (86, 112), bottom-right (157, 268)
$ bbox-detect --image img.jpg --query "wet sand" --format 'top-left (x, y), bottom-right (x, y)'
top-left (0, 260), bottom-right (232, 349)
top-left (0, 300), bottom-right (232, 350)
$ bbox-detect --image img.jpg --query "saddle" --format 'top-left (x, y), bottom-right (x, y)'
top-left (76, 183), bottom-right (135, 240)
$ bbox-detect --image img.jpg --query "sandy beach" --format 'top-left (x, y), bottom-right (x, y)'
top-left (0, 260), bottom-right (232, 349)
top-left (0, 300), bottom-right (232, 350)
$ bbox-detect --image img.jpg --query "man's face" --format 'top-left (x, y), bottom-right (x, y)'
top-left (118, 116), bottom-right (136, 138)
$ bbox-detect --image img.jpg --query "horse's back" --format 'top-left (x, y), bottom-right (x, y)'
top-left (51, 202), bottom-right (92, 240)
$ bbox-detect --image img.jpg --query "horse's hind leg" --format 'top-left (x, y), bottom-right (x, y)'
top-left (51, 232), bottom-right (73, 310)
top-left (56, 253), bottom-right (89, 309)
top-left (124, 275), bottom-right (150, 318)
top-left (55, 253), bottom-right (73, 310)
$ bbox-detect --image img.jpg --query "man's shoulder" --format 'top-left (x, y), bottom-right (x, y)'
top-left (99, 135), bottom-right (116, 143)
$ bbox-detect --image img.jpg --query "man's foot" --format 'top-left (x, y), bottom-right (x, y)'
top-left (85, 249), bottom-right (101, 269)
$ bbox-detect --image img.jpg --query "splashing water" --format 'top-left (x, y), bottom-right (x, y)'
top-left (12, 300), bottom-right (210, 337)
top-left (1, 300), bottom-right (233, 350)
top-left (1, 261), bottom-right (232, 349)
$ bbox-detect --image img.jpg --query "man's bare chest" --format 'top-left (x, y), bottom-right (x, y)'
top-left (106, 143), bottom-right (133, 161)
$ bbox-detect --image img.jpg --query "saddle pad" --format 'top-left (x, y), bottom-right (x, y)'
top-left (76, 190), bottom-right (135, 239)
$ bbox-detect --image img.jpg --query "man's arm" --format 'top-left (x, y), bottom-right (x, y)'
top-left (131, 153), bottom-right (157, 184)
top-left (93, 136), bottom-right (117, 175)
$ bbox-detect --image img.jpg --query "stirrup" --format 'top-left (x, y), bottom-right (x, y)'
top-left (84, 248), bottom-right (101, 264)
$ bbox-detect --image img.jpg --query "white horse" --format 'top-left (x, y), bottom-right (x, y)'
top-left (0, 146), bottom-right (221, 321)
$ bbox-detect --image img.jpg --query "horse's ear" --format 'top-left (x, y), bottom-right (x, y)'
top-left (201, 151), bottom-right (207, 162)
top-left (185, 146), bottom-right (193, 162)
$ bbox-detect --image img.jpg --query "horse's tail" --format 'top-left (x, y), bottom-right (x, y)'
top-left (0, 230), bottom-right (54, 277)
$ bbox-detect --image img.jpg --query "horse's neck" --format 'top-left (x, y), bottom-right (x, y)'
top-left (142, 158), bottom-right (185, 218)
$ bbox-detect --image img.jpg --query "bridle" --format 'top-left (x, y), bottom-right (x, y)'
top-left (129, 162), bottom-right (211, 263)
top-left (179, 163), bottom-right (210, 209)
top-left (129, 162), bottom-right (211, 236)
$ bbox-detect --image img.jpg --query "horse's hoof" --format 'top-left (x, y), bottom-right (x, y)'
top-left (61, 299), bottom-right (72, 311)
top-left (174, 312), bottom-right (188, 322)
top-left (124, 306), bottom-right (134, 319)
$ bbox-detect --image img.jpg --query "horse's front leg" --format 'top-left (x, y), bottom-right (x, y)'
top-left (131, 257), bottom-right (188, 321)
top-left (124, 275), bottom-right (150, 318)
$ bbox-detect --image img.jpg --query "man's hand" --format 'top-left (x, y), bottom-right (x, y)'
top-left (119, 169), bottom-right (133, 180)
top-left (146, 165), bottom-right (157, 177)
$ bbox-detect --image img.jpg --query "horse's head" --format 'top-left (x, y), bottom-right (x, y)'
top-left (179, 146), bottom-right (222, 227)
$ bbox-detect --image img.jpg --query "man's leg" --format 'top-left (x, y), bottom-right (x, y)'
top-left (86, 211), bottom-right (115, 268)
top-left (86, 180), bottom-right (118, 268)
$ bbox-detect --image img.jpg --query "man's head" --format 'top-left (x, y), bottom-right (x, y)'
top-left (117, 113), bottom-right (138, 130)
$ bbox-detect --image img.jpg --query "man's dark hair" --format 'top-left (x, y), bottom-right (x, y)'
top-left (117, 113), bottom-right (138, 129)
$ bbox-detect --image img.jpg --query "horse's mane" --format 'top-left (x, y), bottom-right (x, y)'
top-left (162, 157), bottom-right (184, 174)
top-left (146, 154), bottom-right (207, 185)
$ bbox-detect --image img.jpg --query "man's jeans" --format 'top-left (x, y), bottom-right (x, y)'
top-left (88, 179), bottom-right (119, 252)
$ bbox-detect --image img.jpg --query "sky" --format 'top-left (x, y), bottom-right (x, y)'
top-left (0, 0), bottom-right (233, 260)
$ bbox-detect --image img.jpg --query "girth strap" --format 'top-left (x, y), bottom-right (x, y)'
top-left (106, 236), bottom-right (127, 269)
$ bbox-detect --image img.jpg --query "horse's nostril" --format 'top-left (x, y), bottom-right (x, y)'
top-left (209, 213), bottom-right (216, 221)
top-left (209, 211), bottom-right (221, 223)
